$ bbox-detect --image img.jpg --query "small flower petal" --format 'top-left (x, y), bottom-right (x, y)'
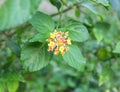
top-left (54, 48), bottom-right (59, 55)
top-left (59, 46), bottom-right (65, 52)
top-left (67, 38), bottom-right (71, 45)
top-left (50, 33), bottom-right (55, 38)
top-left (48, 41), bottom-right (55, 47)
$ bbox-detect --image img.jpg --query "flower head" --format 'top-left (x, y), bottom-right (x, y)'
top-left (46, 30), bottom-right (71, 56)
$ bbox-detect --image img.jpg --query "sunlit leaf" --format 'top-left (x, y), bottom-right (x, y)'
top-left (99, 68), bottom-right (112, 86)
top-left (0, 82), bottom-right (5, 92)
top-left (7, 81), bottom-right (19, 92)
top-left (113, 42), bottom-right (120, 53)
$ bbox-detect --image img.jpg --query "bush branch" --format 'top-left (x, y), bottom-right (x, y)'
top-left (50, 2), bottom-right (81, 17)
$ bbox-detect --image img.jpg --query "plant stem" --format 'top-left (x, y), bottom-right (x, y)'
top-left (51, 2), bottom-right (81, 17)
top-left (56, 7), bottom-right (63, 30)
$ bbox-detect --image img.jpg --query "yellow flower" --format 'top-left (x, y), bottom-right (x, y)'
top-left (50, 33), bottom-right (55, 39)
top-left (64, 32), bottom-right (68, 38)
top-left (59, 46), bottom-right (65, 52)
top-left (48, 41), bottom-right (55, 47)
top-left (50, 30), bottom-right (58, 38)
top-left (54, 29), bottom-right (57, 35)
top-left (67, 38), bottom-right (71, 45)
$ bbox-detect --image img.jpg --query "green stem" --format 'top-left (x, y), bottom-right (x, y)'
top-left (56, 6), bottom-right (63, 30)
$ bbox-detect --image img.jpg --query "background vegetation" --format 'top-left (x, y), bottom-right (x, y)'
top-left (0, 0), bottom-right (120, 92)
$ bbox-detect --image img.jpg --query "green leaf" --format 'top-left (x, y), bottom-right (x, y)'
top-left (93, 28), bottom-right (104, 42)
top-left (29, 12), bottom-right (55, 42)
top-left (96, 0), bottom-right (109, 6)
top-left (0, 82), bottom-right (5, 92)
top-left (81, 2), bottom-right (99, 15)
top-left (64, 22), bottom-right (89, 42)
top-left (97, 48), bottom-right (109, 60)
top-left (7, 81), bottom-right (19, 92)
top-left (29, 34), bottom-right (47, 43)
top-left (7, 41), bottom-right (20, 57)
top-left (50, 0), bottom-right (62, 10)
top-left (93, 22), bottom-right (110, 42)
top-left (99, 68), bottom-right (112, 86)
top-left (5, 73), bottom-right (25, 82)
top-left (75, 8), bottom-right (80, 17)
top-left (0, 72), bottom-right (25, 83)
top-left (0, 72), bottom-right (24, 92)
top-left (63, 45), bottom-right (86, 71)
top-left (113, 42), bottom-right (120, 53)
top-left (96, 22), bottom-right (110, 30)
top-left (0, 0), bottom-right (41, 31)
top-left (21, 42), bottom-right (52, 72)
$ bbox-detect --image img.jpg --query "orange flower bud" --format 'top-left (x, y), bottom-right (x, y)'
top-left (54, 48), bottom-right (59, 55)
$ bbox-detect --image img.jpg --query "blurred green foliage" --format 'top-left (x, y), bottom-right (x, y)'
top-left (0, 0), bottom-right (120, 92)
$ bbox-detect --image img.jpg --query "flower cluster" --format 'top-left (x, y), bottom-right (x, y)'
top-left (46, 30), bottom-right (71, 56)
